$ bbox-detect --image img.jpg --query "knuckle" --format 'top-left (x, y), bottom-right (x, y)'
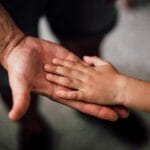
top-left (73, 62), bottom-right (79, 67)
top-left (60, 77), bottom-right (68, 85)
top-left (65, 69), bottom-right (72, 76)
top-left (54, 75), bottom-right (59, 80)
top-left (68, 78), bottom-right (74, 85)
top-left (56, 66), bottom-right (67, 75)
top-left (84, 66), bottom-right (91, 73)
top-left (72, 92), bottom-right (79, 100)
top-left (83, 74), bottom-right (91, 82)
top-left (67, 78), bottom-right (77, 88)
top-left (62, 60), bottom-right (67, 66)
top-left (67, 92), bottom-right (73, 99)
top-left (77, 92), bottom-right (83, 100)
top-left (52, 66), bottom-right (58, 73)
top-left (70, 70), bottom-right (77, 77)
top-left (71, 70), bottom-right (83, 78)
top-left (63, 60), bottom-right (70, 67)
top-left (68, 61), bottom-right (76, 68)
top-left (55, 66), bottom-right (61, 73)
top-left (60, 67), bottom-right (67, 74)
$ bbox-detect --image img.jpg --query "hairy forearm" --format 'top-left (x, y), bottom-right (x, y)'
top-left (0, 4), bottom-right (24, 66)
top-left (120, 75), bottom-right (150, 112)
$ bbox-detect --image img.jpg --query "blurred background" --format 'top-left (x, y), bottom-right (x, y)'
top-left (1, 0), bottom-right (150, 150)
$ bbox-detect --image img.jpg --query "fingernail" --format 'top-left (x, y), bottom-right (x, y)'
top-left (84, 56), bottom-right (89, 58)
top-left (46, 74), bottom-right (53, 79)
top-left (52, 58), bottom-right (58, 64)
top-left (44, 64), bottom-right (50, 70)
top-left (56, 91), bottom-right (64, 96)
top-left (121, 112), bottom-right (130, 119)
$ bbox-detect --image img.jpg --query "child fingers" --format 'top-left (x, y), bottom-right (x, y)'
top-left (56, 90), bottom-right (83, 100)
top-left (59, 99), bottom-right (119, 121)
top-left (52, 58), bottom-right (89, 73)
top-left (46, 74), bottom-right (81, 89)
top-left (45, 65), bottom-right (84, 80)
top-left (79, 104), bottom-right (119, 121)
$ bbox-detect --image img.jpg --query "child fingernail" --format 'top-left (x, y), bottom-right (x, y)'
top-left (56, 91), bottom-right (64, 96)
top-left (44, 64), bottom-right (49, 70)
top-left (46, 74), bottom-right (53, 79)
top-left (52, 58), bottom-right (58, 64)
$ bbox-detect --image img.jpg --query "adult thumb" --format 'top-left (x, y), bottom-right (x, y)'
top-left (8, 74), bottom-right (31, 121)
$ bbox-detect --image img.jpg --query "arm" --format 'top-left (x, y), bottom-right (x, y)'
top-left (122, 76), bottom-right (150, 112)
top-left (44, 56), bottom-right (150, 112)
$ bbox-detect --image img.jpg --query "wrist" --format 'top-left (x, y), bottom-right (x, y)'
top-left (0, 29), bottom-right (25, 69)
top-left (115, 75), bottom-right (129, 106)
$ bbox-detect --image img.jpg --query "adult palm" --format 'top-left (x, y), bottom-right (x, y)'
top-left (2, 36), bottom-right (128, 121)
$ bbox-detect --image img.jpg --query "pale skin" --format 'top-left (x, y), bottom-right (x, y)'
top-left (0, 4), bottom-right (129, 121)
top-left (45, 56), bottom-right (150, 113)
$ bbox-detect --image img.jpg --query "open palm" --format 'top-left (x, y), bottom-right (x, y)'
top-left (4, 36), bottom-right (128, 121)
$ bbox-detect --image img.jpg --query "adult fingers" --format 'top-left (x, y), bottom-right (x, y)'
top-left (57, 99), bottom-right (119, 121)
top-left (113, 105), bottom-right (129, 119)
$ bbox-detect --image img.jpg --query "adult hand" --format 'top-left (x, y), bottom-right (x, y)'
top-left (1, 36), bottom-right (128, 121)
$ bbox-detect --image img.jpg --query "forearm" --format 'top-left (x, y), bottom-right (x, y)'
top-left (120, 75), bottom-right (150, 112)
top-left (0, 4), bottom-right (24, 67)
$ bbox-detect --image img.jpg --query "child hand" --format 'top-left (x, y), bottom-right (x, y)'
top-left (44, 56), bottom-right (125, 106)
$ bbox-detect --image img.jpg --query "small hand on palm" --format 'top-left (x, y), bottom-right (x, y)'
top-left (4, 36), bottom-right (128, 121)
